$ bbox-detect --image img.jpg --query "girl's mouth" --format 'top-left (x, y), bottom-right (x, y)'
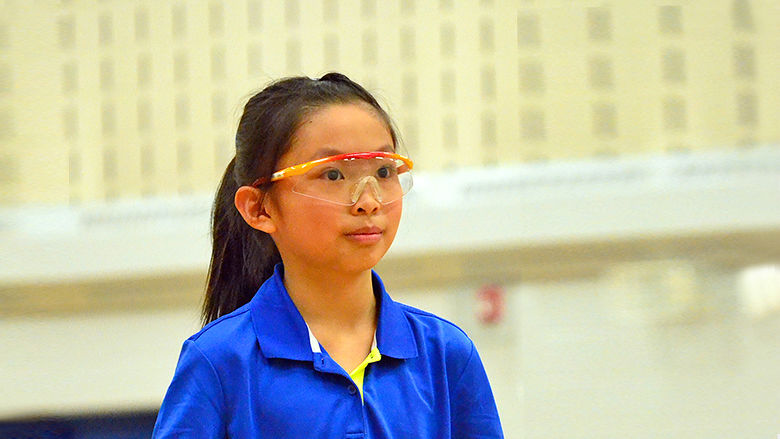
top-left (345, 226), bottom-right (383, 243)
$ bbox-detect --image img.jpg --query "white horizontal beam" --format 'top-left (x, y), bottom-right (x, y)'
top-left (1, 146), bottom-right (778, 284)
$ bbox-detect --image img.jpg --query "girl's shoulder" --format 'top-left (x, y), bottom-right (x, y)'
top-left (397, 302), bottom-right (467, 333)
top-left (393, 301), bottom-right (475, 354)
top-left (386, 301), bottom-right (484, 383)
top-left (186, 302), bottom-right (256, 357)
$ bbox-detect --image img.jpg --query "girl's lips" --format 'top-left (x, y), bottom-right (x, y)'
top-left (345, 226), bottom-right (383, 243)
top-left (348, 226), bottom-right (382, 235)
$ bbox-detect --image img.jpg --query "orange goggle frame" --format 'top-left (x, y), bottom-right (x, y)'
top-left (250, 151), bottom-right (414, 188)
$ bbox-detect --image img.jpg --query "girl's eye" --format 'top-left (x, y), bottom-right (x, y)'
top-left (324, 169), bottom-right (344, 181)
top-left (376, 166), bottom-right (395, 179)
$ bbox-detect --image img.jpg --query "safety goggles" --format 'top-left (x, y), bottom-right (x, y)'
top-left (251, 151), bottom-right (414, 206)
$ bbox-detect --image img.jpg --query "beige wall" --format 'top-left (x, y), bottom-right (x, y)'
top-left (0, 0), bottom-right (778, 205)
top-left (1, 1), bottom-right (779, 437)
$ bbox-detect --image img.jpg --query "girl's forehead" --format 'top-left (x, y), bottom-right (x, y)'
top-left (299, 103), bottom-right (388, 136)
top-left (281, 104), bottom-right (393, 167)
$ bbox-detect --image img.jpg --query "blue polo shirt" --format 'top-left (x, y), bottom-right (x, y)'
top-left (153, 265), bottom-right (503, 438)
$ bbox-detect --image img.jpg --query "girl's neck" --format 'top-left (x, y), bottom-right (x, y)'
top-left (282, 263), bottom-right (378, 373)
top-left (282, 264), bottom-right (377, 331)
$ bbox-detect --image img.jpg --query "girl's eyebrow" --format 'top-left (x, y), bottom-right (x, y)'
top-left (307, 148), bottom-right (342, 161)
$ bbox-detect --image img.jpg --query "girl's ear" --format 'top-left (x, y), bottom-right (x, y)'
top-left (234, 186), bottom-right (276, 234)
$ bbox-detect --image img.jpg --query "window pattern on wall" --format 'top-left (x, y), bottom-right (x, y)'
top-left (0, 0), bottom-right (777, 204)
top-left (513, 0), bottom-right (774, 161)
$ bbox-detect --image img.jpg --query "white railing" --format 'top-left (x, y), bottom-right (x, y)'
top-left (1, 146), bottom-right (778, 284)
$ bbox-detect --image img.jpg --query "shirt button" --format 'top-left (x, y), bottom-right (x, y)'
top-left (348, 385), bottom-right (357, 395)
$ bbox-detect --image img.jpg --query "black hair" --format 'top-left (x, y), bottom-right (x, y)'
top-left (202, 73), bottom-right (398, 325)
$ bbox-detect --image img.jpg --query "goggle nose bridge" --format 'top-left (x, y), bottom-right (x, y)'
top-left (350, 175), bottom-right (383, 204)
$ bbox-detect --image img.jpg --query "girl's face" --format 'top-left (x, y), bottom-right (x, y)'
top-left (264, 103), bottom-right (403, 276)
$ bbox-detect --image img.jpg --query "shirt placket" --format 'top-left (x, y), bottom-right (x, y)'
top-left (307, 326), bottom-right (367, 438)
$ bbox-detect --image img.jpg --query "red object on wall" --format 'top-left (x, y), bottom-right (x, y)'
top-left (476, 284), bottom-right (505, 324)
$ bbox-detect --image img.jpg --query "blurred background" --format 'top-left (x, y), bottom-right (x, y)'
top-left (1, 0), bottom-right (779, 437)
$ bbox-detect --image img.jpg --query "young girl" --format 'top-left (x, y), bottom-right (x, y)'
top-left (153, 73), bottom-right (503, 438)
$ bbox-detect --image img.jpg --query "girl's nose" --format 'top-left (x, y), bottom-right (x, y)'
top-left (351, 177), bottom-right (382, 215)
top-left (350, 176), bottom-right (383, 204)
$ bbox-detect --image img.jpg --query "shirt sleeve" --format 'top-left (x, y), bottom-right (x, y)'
top-left (450, 343), bottom-right (504, 439)
top-left (152, 339), bottom-right (226, 439)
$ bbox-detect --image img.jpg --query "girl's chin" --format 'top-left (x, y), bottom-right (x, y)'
top-left (339, 251), bottom-right (387, 273)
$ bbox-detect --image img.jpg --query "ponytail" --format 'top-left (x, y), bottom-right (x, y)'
top-left (202, 157), bottom-right (280, 325)
top-left (202, 73), bottom-right (398, 326)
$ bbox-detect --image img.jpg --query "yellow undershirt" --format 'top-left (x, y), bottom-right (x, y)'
top-left (307, 326), bottom-right (381, 402)
top-left (349, 346), bottom-right (382, 401)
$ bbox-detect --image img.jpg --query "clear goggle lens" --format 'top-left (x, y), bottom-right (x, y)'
top-left (291, 156), bottom-right (413, 206)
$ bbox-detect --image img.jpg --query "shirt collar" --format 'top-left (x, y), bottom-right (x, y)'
top-left (306, 326), bottom-right (377, 354)
top-left (250, 264), bottom-right (418, 362)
